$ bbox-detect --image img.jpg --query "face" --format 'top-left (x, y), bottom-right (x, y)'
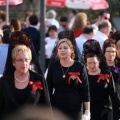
top-left (13, 51), bottom-right (31, 74)
top-left (49, 29), bottom-right (58, 38)
top-left (61, 22), bottom-right (69, 30)
top-left (104, 47), bottom-right (116, 62)
top-left (57, 42), bottom-right (73, 60)
top-left (102, 13), bottom-right (110, 21)
top-left (87, 57), bottom-right (99, 72)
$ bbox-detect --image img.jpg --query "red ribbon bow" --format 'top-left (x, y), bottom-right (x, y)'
top-left (68, 72), bottom-right (82, 85)
top-left (97, 74), bottom-right (110, 83)
top-left (29, 81), bottom-right (43, 92)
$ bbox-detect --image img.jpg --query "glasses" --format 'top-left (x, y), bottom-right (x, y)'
top-left (105, 51), bottom-right (116, 53)
top-left (104, 17), bottom-right (110, 20)
top-left (15, 59), bottom-right (30, 63)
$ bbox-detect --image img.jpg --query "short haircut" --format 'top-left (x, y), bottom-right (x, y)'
top-left (71, 9), bottom-right (77, 15)
top-left (83, 26), bottom-right (94, 34)
top-left (98, 21), bottom-right (110, 30)
top-left (60, 16), bottom-right (68, 22)
top-left (29, 15), bottom-right (38, 26)
top-left (48, 25), bottom-right (57, 33)
top-left (11, 45), bottom-right (32, 62)
top-left (2, 29), bottom-right (11, 44)
top-left (98, 10), bottom-right (109, 16)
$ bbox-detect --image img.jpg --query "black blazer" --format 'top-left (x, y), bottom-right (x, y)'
top-left (21, 27), bottom-right (40, 56)
top-left (0, 70), bottom-right (50, 119)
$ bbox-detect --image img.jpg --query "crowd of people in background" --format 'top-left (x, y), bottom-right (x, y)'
top-left (0, 9), bottom-right (120, 120)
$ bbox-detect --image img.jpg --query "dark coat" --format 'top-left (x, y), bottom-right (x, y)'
top-left (0, 70), bottom-right (50, 120)
top-left (21, 27), bottom-right (40, 56)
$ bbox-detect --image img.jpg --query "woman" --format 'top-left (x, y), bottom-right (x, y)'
top-left (45, 25), bottom-right (58, 69)
top-left (83, 40), bottom-right (120, 120)
top-left (0, 31), bottom-right (50, 120)
top-left (103, 39), bottom-right (120, 120)
top-left (71, 12), bottom-right (87, 38)
top-left (46, 31), bottom-right (90, 120)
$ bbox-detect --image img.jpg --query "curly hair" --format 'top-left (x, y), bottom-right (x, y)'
top-left (71, 12), bottom-right (87, 32)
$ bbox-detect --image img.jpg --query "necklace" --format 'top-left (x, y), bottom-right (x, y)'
top-left (61, 65), bottom-right (69, 78)
top-left (14, 72), bottom-right (29, 84)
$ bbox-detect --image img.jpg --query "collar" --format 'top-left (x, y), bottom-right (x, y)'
top-left (97, 31), bottom-right (108, 39)
top-left (29, 25), bottom-right (38, 29)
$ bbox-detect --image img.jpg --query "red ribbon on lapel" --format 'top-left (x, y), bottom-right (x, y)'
top-left (68, 72), bottom-right (82, 85)
top-left (29, 81), bottom-right (43, 92)
top-left (97, 74), bottom-right (109, 83)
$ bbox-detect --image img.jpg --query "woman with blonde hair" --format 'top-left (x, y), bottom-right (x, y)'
top-left (0, 31), bottom-right (50, 120)
top-left (71, 12), bottom-right (87, 38)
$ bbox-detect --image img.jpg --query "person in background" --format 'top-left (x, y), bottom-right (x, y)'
top-left (71, 12), bottom-right (87, 38)
top-left (94, 20), bottom-right (111, 49)
top-left (75, 26), bottom-right (95, 54)
top-left (103, 39), bottom-right (120, 120)
top-left (10, 18), bottom-right (22, 32)
top-left (45, 25), bottom-right (58, 69)
top-left (113, 31), bottom-right (120, 61)
top-left (92, 10), bottom-right (110, 32)
top-left (46, 30), bottom-right (90, 120)
top-left (69, 9), bottom-right (77, 29)
top-left (58, 16), bottom-right (69, 33)
top-left (0, 29), bottom-right (3, 44)
top-left (2, 25), bottom-right (10, 31)
top-left (46, 9), bottom-right (59, 29)
top-left (21, 14), bottom-right (40, 57)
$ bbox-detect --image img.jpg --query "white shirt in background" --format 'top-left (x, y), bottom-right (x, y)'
top-left (45, 37), bottom-right (57, 58)
top-left (75, 35), bottom-right (87, 54)
top-left (94, 31), bottom-right (108, 49)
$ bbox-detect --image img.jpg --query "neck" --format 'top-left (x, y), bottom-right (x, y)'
top-left (88, 68), bottom-right (101, 75)
top-left (15, 71), bottom-right (29, 78)
top-left (50, 36), bottom-right (57, 39)
top-left (106, 60), bottom-right (115, 66)
top-left (60, 58), bottom-right (74, 67)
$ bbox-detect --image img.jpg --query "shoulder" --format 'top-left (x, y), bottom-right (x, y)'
top-left (29, 70), bottom-right (43, 81)
top-left (73, 61), bottom-right (85, 68)
top-left (101, 69), bottom-right (111, 75)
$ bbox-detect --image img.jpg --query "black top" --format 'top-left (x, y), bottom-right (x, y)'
top-left (47, 60), bottom-right (90, 113)
top-left (0, 70), bottom-right (50, 119)
top-left (107, 60), bottom-right (120, 96)
top-left (88, 69), bottom-right (120, 108)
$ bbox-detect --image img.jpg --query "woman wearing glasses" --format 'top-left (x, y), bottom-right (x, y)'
top-left (0, 31), bottom-right (50, 120)
top-left (103, 39), bottom-right (120, 120)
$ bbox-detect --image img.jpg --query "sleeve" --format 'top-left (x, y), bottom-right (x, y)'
top-left (0, 77), bottom-right (4, 119)
top-left (80, 64), bottom-right (90, 102)
top-left (39, 75), bottom-right (51, 107)
top-left (108, 72), bottom-right (120, 107)
top-left (46, 64), bottom-right (54, 101)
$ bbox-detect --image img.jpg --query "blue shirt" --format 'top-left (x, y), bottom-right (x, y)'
top-left (0, 44), bottom-right (9, 74)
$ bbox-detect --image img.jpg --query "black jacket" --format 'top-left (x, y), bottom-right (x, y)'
top-left (21, 27), bottom-right (40, 56)
top-left (0, 70), bottom-right (50, 119)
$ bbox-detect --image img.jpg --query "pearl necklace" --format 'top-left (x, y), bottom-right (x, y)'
top-left (14, 72), bottom-right (29, 84)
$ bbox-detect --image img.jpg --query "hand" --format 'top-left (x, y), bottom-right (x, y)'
top-left (81, 110), bottom-right (90, 120)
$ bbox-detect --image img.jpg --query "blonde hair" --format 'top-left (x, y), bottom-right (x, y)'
top-left (11, 45), bottom-right (32, 62)
top-left (57, 39), bottom-right (75, 59)
top-left (71, 12), bottom-right (87, 32)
